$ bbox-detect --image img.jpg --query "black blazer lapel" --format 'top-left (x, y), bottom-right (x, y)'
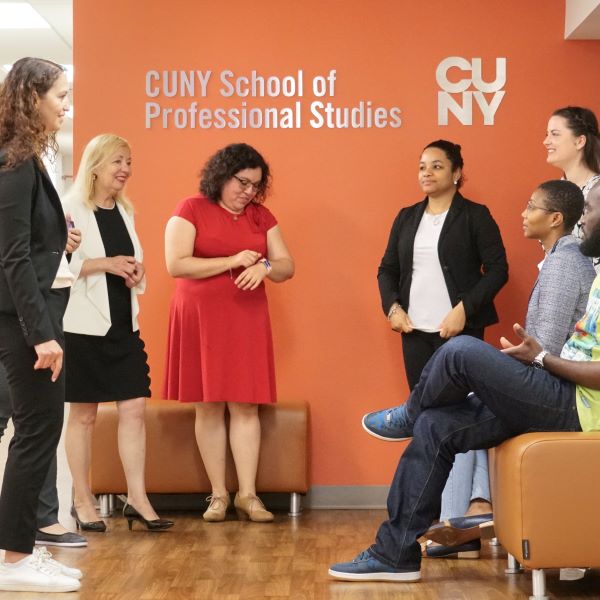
top-left (439, 192), bottom-right (465, 237)
top-left (36, 161), bottom-right (67, 241)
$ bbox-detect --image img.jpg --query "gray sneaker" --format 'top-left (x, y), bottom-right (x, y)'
top-left (361, 405), bottom-right (413, 441)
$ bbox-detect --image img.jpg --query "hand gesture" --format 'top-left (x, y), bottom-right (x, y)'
top-left (235, 263), bottom-right (268, 291)
top-left (389, 307), bottom-right (414, 333)
top-left (33, 339), bottom-right (63, 382)
top-left (439, 302), bottom-right (466, 339)
top-left (105, 255), bottom-right (137, 281)
top-left (500, 323), bottom-right (542, 364)
top-left (65, 214), bottom-right (81, 253)
top-left (230, 250), bottom-right (261, 270)
top-left (66, 228), bottom-right (82, 254)
top-left (125, 261), bottom-right (145, 289)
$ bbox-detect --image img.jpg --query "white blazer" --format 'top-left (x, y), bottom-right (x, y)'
top-left (62, 199), bottom-right (145, 336)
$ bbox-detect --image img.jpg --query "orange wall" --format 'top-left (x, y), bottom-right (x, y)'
top-left (74, 0), bottom-right (600, 486)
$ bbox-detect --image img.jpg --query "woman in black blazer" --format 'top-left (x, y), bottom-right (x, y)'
top-left (362, 141), bottom-right (508, 556)
top-left (0, 58), bottom-right (81, 592)
top-left (376, 140), bottom-right (508, 389)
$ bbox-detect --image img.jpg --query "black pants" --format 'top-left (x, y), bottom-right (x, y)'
top-left (0, 362), bottom-right (60, 529)
top-left (401, 327), bottom-right (484, 390)
top-left (0, 288), bottom-right (68, 553)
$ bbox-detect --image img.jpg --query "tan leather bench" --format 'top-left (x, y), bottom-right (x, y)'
top-left (90, 400), bottom-right (309, 516)
top-left (490, 432), bottom-right (600, 599)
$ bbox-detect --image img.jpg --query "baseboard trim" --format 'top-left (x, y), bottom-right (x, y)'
top-left (305, 485), bottom-right (389, 509)
top-left (142, 486), bottom-right (390, 511)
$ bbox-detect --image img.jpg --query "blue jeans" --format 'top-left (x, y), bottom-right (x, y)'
top-left (440, 449), bottom-right (490, 520)
top-left (370, 335), bottom-right (581, 570)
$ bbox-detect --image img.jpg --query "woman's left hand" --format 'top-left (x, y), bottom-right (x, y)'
top-left (235, 263), bottom-right (268, 291)
top-left (439, 302), bottom-right (466, 339)
top-left (126, 261), bottom-right (145, 288)
top-left (66, 228), bottom-right (82, 253)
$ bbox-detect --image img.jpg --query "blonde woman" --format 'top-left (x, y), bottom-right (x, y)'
top-left (63, 134), bottom-right (173, 532)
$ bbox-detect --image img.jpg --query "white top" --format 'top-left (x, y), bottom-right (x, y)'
top-left (408, 210), bottom-right (452, 332)
top-left (51, 253), bottom-right (74, 289)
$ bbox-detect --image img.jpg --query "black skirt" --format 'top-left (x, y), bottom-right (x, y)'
top-left (65, 326), bottom-right (151, 403)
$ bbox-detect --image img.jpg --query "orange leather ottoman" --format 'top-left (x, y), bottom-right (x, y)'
top-left (490, 432), bottom-right (600, 599)
top-left (90, 400), bottom-right (309, 516)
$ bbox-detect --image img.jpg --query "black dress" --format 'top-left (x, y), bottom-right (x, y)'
top-left (65, 205), bottom-right (151, 403)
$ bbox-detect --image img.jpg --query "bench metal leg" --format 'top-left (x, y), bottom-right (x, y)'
top-left (288, 492), bottom-right (302, 516)
top-left (98, 494), bottom-right (114, 517)
top-left (506, 553), bottom-right (523, 574)
top-left (530, 569), bottom-right (549, 600)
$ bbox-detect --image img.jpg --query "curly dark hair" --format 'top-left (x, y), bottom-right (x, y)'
top-left (537, 179), bottom-right (584, 231)
top-left (423, 139), bottom-right (465, 189)
top-left (552, 106), bottom-right (600, 174)
top-left (199, 143), bottom-right (271, 204)
top-left (0, 57), bottom-right (65, 168)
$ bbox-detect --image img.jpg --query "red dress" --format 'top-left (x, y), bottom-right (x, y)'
top-left (163, 195), bottom-right (277, 404)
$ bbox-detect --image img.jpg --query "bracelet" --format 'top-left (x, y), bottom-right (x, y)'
top-left (387, 304), bottom-right (401, 320)
top-left (260, 258), bottom-right (272, 273)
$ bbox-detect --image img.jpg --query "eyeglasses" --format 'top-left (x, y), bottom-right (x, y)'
top-left (233, 174), bottom-right (262, 193)
top-left (526, 201), bottom-right (555, 213)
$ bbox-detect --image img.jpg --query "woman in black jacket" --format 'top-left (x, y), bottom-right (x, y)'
top-left (376, 140), bottom-right (507, 390)
top-left (0, 58), bottom-right (81, 592)
top-left (362, 141), bottom-right (508, 556)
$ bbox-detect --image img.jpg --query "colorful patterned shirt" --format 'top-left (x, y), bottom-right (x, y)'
top-left (560, 274), bottom-right (600, 431)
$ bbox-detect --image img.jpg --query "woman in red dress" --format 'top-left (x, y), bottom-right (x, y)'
top-left (164, 143), bottom-right (294, 522)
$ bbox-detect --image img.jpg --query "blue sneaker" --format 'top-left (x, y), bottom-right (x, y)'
top-left (329, 549), bottom-right (421, 582)
top-left (361, 404), bottom-right (413, 441)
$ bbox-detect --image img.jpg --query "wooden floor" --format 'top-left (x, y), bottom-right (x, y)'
top-left (17, 509), bottom-right (599, 600)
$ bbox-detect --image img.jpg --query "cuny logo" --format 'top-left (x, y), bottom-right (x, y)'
top-left (436, 57), bottom-right (506, 126)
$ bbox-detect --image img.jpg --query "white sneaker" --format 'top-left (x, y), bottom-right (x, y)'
top-left (33, 546), bottom-right (83, 580)
top-left (0, 552), bottom-right (80, 592)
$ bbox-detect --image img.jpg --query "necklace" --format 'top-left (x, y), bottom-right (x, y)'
top-left (427, 209), bottom-right (448, 226)
top-left (95, 200), bottom-right (116, 210)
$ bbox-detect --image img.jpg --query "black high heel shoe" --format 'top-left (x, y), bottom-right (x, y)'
top-left (70, 504), bottom-right (107, 532)
top-left (123, 502), bottom-right (174, 531)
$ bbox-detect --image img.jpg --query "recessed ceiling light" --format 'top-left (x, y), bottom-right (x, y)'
top-left (0, 3), bottom-right (50, 29)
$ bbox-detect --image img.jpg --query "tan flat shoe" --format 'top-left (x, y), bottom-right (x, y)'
top-left (234, 493), bottom-right (274, 522)
top-left (203, 493), bottom-right (230, 522)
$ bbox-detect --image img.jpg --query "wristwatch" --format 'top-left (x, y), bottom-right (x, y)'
top-left (532, 350), bottom-right (549, 369)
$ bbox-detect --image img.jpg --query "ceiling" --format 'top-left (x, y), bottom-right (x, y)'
top-left (0, 0), bottom-right (72, 152)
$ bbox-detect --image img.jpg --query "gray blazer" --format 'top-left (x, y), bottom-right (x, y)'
top-left (526, 235), bottom-right (596, 355)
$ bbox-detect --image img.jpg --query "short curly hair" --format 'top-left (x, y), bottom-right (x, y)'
top-left (199, 143), bottom-right (271, 204)
top-left (537, 179), bottom-right (584, 232)
top-left (0, 57), bottom-right (65, 168)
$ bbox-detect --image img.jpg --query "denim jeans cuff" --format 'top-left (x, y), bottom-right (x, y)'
top-left (368, 544), bottom-right (421, 571)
